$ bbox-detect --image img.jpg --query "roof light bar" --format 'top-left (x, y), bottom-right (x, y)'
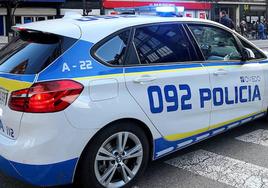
top-left (176, 6), bottom-right (185, 12)
top-left (155, 6), bottom-right (176, 13)
top-left (114, 6), bottom-right (156, 14)
top-left (114, 5), bottom-right (185, 17)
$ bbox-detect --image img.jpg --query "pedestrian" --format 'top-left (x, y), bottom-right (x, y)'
top-left (219, 10), bottom-right (235, 30)
top-left (251, 21), bottom-right (257, 39)
top-left (258, 21), bottom-right (265, 40)
top-left (264, 19), bottom-right (268, 38)
top-left (240, 20), bottom-right (247, 37)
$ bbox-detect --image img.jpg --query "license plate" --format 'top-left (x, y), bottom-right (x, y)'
top-left (0, 119), bottom-right (15, 139)
top-left (0, 88), bottom-right (8, 106)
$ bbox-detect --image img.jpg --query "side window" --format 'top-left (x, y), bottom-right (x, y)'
top-left (95, 30), bottom-right (130, 65)
top-left (238, 38), bottom-right (266, 60)
top-left (189, 25), bottom-right (242, 61)
top-left (133, 24), bottom-right (197, 65)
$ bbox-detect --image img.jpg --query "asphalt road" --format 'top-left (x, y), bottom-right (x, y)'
top-left (0, 40), bottom-right (268, 188)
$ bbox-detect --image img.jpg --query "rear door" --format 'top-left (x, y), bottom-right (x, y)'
top-left (124, 23), bottom-right (211, 149)
top-left (0, 30), bottom-right (77, 139)
top-left (188, 24), bottom-right (265, 132)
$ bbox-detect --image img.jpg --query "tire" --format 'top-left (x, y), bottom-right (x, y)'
top-left (77, 121), bottom-right (150, 188)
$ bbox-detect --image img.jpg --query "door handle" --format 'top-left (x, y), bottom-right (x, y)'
top-left (133, 75), bottom-right (157, 84)
top-left (213, 69), bottom-right (228, 76)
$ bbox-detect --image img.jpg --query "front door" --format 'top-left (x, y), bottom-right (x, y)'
top-left (188, 24), bottom-right (265, 132)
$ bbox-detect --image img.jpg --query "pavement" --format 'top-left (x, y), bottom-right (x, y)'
top-left (0, 37), bottom-right (8, 49)
top-left (251, 40), bottom-right (268, 51)
top-left (0, 39), bottom-right (268, 188)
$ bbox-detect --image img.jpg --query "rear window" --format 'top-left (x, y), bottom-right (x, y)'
top-left (0, 30), bottom-right (77, 74)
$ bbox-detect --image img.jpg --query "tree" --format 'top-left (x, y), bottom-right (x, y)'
top-left (0, 0), bottom-right (24, 33)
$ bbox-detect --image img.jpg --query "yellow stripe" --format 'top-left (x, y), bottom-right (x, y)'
top-left (206, 65), bottom-right (241, 69)
top-left (209, 111), bottom-right (264, 130)
top-left (164, 127), bottom-right (209, 142)
top-left (0, 78), bottom-right (32, 91)
top-left (75, 67), bottom-right (202, 81)
top-left (74, 64), bottom-right (243, 81)
top-left (75, 73), bottom-right (125, 81)
top-left (164, 110), bottom-right (266, 141)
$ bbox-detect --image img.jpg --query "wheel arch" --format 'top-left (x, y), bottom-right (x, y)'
top-left (73, 117), bottom-right (155, 184)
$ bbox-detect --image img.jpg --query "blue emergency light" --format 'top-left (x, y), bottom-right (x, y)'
top-left (156, 6), bottom-right (184, 17)
top-left (114, 5), bottom-right (185, 17)
top-left (155, 6), bottom-right (176, 13)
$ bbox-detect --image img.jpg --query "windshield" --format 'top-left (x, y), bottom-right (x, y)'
top-left (0, 31), bottom-right (77, 74)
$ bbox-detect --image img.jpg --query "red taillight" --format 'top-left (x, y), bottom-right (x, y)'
top-left (9, 80), bottom-right (84, 113)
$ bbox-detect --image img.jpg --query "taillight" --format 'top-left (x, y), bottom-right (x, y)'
top-left (9, 80), bottom-right (84, 113)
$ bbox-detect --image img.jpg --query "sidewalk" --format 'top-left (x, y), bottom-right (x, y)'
top-left (251, 39), bottom-right (268, 50)
top-left (0, 36), bottom-right (8, 49)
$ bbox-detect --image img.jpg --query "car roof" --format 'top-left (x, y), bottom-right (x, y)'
top-left (13, 15), bottom-right (230, 43)
top-left (75, 16), bottom-right (224, 43)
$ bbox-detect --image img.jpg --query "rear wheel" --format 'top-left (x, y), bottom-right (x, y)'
top-left (78, 122), bottom-right (150, 188)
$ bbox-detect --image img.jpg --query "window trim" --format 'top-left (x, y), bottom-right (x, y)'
top-left (125, 22), bottom-right (201, 67)
top-left (237, 36), bottom-right (267, 62)
top-left (125, 35), bottom-right (142, 66)
top-left (186, 22), bottom-right (247, 64)
top-left (90, 27), bottom-right (133, 67)
top-left (183, 24), bottom-right (206, 61)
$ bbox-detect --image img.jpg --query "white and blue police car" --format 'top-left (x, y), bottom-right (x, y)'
top-left (0, 6), bottom-right (268, 188)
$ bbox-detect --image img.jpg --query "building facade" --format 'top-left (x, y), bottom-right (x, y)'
top-left (0, 0), bottom-right (64, 36)
top-left (0, 0), bottom-right (100, 37)
top-left (103, 0), bottom-right (268, 28)
top-left (61, 0), bottom-right (100, 16)
top-left (103, 0), bottom-right (212, 19)
top-left (211, 0), bottom-right (268, 27)
top-left (0, 0), bottom-right (267, 37)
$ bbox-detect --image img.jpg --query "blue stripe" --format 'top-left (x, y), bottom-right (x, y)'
top-left (0, 73), bottom-right (35, 83)
top-left (37, 40), bottom-right (123, 81)
top-left (0, 155), bottom-right (78, 186)
top-left (203, 62), bottom-right (242, 66)
top-left (203, 61), bottom-right (267, 66)
top-left (154, 112), bottom-right (266, 159)
top-left (260, 60), bottom-right (268, 64)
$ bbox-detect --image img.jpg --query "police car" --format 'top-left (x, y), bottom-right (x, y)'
top-left (0, 6), bottom-right (267, 188)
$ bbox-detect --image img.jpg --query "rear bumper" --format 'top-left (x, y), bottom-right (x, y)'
top-left (0, 111), bottom-right (99, 187)
top-left (0, 154), bottom-right (78, 186)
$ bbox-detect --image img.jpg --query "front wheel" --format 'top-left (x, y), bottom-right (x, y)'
top-left (78, 122), bottom-right (150, 188)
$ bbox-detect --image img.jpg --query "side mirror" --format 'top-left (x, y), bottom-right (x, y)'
top-left (243, 48), bottom-right (255, 61)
